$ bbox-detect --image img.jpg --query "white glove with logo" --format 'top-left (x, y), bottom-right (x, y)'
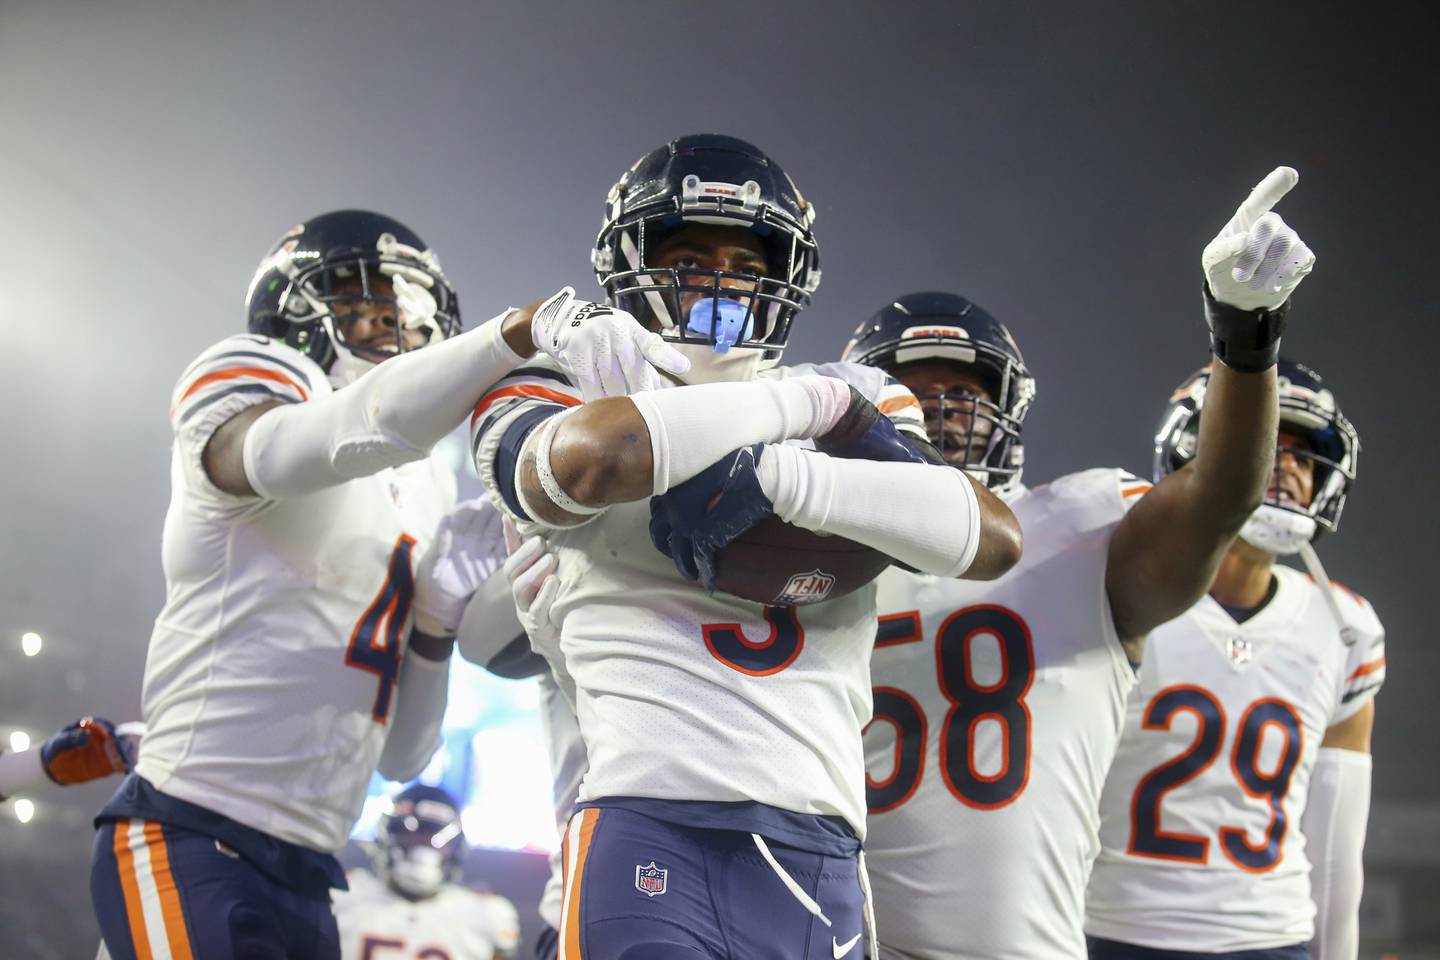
top-left (530, 286), bottom-right (690, 401)
top-left (501, 517), bottom-right (560, 643)
top-left (1202, 166), bottom-right (1315, 312)
top-left (412, 497), bottom-right (508, 637)
top-left (392, 273), bottom-right (439, 335)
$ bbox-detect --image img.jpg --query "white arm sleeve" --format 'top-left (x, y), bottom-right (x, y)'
top-left (375, 649), bottom-right (451, 782)
top-left (1303, 747), bottom-right (1372, 960)
top-left (629, 375), bottom-right (852, 495)
top-left (243, 311), bottom-right (525, 499)
top-left (454, 570), bottom-right (526, 668)
top-left (0, 748), bottom-right (45, 800)
top-left (758, 444), bottom-right (982, 578)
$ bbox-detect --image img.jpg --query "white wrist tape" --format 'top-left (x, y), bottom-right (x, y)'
top-left (520, 409), bottom-right (606, 519)
top-left (630, 375), bottom-right (852, 495)
top-left (758, 444), bottom-right (982, 577)
top-left (244, 310), bottom-right (525, 499)
top-left (1303, 747), bottom-right (1372, 960)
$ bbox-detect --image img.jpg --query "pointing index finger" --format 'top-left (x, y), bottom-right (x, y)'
top-left (1233, 166), bottom-right (1298, 231)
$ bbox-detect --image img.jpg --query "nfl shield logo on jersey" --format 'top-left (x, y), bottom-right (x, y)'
top-left (775, 569), bottom-right (836, 606)
top-left (1227, 635), bottom-right (1253, 666)
top-left (635, 861), bottom-right (668, 897)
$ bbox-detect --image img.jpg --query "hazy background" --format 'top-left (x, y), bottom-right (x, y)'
top-left (2, 1), bottom-right (1435, 955)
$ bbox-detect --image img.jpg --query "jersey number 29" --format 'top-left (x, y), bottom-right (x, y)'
top-left (1128, 685), bottom-right (1303, 872)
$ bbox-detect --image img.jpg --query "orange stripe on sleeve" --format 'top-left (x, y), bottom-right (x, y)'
top-left (1122, 483), bottom-right (1152, 498)
top-left (113, 819), bottom-right (154, 960)
top-left (144, 822), bottom-right (195, 960)
top-left (1347, 656), bottom-right (1386, 682)
top-left (171, 367), bottom-right (309, 415)
top-left (471, 384), bottom-right (582, 426)
top-left (878, 395), bottom-right (923, 416)
top-left (563, 808), bottom-right (600, 960)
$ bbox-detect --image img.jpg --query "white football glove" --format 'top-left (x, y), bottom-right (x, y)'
top-left (1202, 166), bottom-right (1315, 312)
top-left (412, 497), bottom-right (508, 637)
top-left (392, 273), bottom-right (439, 335)
top-left (501, 517), bottom-right (560, 643)
top-left (530, 286), bottom-right (690, 401)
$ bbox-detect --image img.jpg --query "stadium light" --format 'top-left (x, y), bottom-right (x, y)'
top-left (9, 731), bottom-right (30, 753)
top-left (14, 799), bottom-right (34, 824)
top-left (20, 632), bottom-right (42, 657)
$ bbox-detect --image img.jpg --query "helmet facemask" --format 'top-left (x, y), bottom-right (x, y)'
top-left (1240, 408), bottom-right (1356, 554)
top-left (915, 385), bottom-right (1027, 492)
top-left (375, 795), bottom-right (465, 901)
top-left (1156, 362), bottom-right (1358, 556)
top-left (257, 229), bottom-right (460, 387)
top-left (594, 145), bottom-right (821, 383)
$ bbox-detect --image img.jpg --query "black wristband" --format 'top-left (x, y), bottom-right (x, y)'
top-left (1204, 283), bottom-right (1288, 373)
top-left (408, 629), bottom-right (457, 662)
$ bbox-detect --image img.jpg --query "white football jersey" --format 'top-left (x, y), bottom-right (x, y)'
top-left (135, 335), bottom-right (455, 852)
top-left (864, 468), bottom-right (1144, 960)
top-left (472, 359), bottom-right (927, 837)
top-left (1086, 565), bottom-right (1386, 952)
top-left (536, 670), bottom-right (587, 931)
top-left (334, 869), bottom-right (520, 960)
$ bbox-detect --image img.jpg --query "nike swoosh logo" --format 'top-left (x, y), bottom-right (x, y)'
top-left (832, 933), bottom-right (862, 958)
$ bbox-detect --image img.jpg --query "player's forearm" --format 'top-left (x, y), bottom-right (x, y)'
top-left (760, 445), bottom-right (1021, 579)
top-left (244, 311), bottom-right (526, 498)
top-left (1303, 747), bottom-right (1372, 960)
top-left (515, 375), bottom-right (855, 525)
top-left (1188, 355), bottom-right (1277, 531)
top-left (375, 643), bottom-right (451, 782)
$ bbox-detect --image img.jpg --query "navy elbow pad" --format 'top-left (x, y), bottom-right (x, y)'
top-left (492, 405), bottom-right (564, 521)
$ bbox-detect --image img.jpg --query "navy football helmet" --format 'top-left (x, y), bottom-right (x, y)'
top-left (245, 210), bottom-right (460, 385)
top-left (372, 783), bottom-right (466, 900)
top-left (1154, 357), bottom-right (1359, 553)
top-left (842, 292), bottom-right (1035, 496)
top-left (592, 134), bottom-right (820, 369)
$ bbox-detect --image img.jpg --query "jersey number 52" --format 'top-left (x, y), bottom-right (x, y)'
top-left (867, 604), bottom-right (1035, 813)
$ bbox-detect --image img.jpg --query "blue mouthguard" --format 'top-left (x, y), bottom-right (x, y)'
top-left (686, 298), bottom-right (754, 353)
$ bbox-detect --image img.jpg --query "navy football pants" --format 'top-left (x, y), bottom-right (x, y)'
top-left (557, 806), bottom-right (866, 960)
top-left (1088, 937), bottom-right (1309, 960)
top-left (91, 818), bottom-right (340, 959)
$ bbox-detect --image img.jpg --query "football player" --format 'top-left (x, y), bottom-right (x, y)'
top-left (469, 134), bottom-right (1023, 960)
top-left (847, 167), bottom-right (1315, 958)
top-left (86, 210), bottom-right (626, 960)
top-left (0, 717), bottom-right (138, 801)
top-left (333, 783), bottom-right (520, 960)
top-left (1086, 360), bottom-right (1382, 960)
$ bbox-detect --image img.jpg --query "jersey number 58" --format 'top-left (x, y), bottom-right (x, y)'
top-left (867, 604), bottom-right (1035, 813)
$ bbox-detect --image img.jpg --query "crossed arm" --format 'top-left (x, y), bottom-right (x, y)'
top-left (502, 380), bottom-right (1022, 581)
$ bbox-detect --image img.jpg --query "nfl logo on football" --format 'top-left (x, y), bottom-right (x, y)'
top-left (635, 861), bottom-right (668, 897)
top-left (775, 569), bottom-right (836, 606)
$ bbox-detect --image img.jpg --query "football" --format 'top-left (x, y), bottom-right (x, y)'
top-left (712, 516), bottom-right (892, 607)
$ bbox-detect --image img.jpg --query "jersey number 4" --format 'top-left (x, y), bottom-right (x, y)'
top-left (867, 604), bottom-right (1035, 813)
top-left (346, 535), bottom-right (417, 724)
top-left (1129, 685), bottom-right (1303, 872)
